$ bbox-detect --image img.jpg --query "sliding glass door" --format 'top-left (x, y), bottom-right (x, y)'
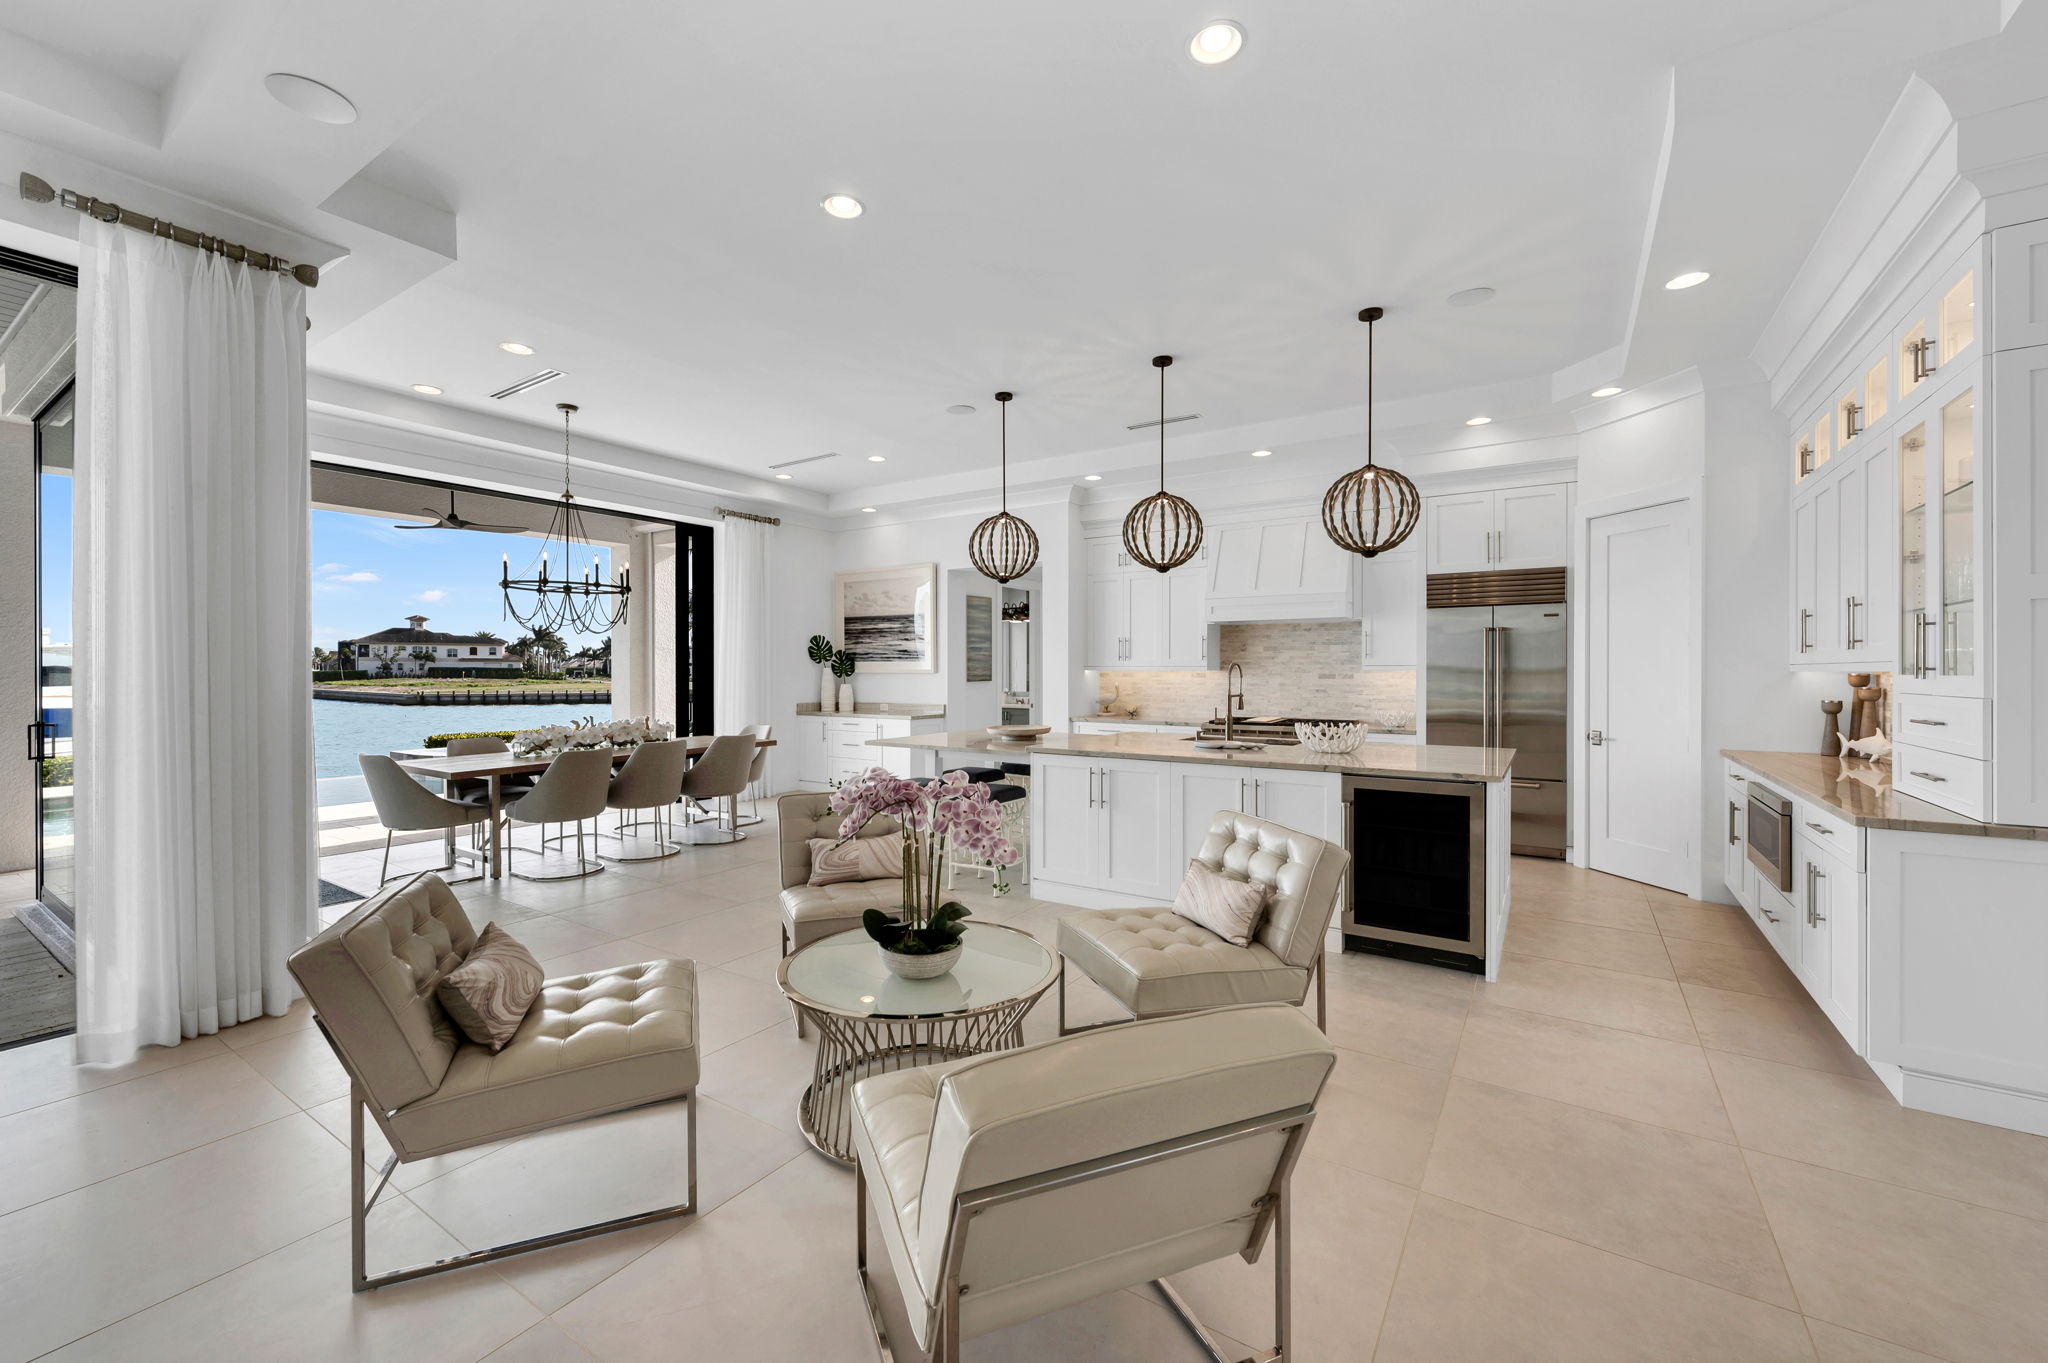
top-left (34, 386), bottom-right (75, 914)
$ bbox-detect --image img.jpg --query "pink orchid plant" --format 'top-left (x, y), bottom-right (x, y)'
top-left (830, 768), bottom-right (1020, 955)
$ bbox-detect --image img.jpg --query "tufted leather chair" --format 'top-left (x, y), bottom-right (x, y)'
top-left (849, 1002), bottom-right (1335, 1363)
top-left (287, 872), bottom-right (700, 1291)
top-left (776, 790), bottom-right (904, 1036)
top-left (1054, 809), bottom-right (1350, 1033)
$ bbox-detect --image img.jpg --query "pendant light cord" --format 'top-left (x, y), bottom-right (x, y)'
top-left (1000, 394), bottom-right (1009, 512)
top-left (1364, 314), bottom-right (1376, 469)
top-left (1158, 360), bottom-right (1167, 491)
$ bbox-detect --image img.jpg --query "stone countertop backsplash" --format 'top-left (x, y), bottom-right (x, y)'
top-left (1096, 621), bottom-right (1417, 729)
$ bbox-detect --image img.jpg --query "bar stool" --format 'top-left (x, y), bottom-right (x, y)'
top-left (601, 739), bottom-right (692, 861)
top-left (500, 747), bottom-right (616, 880)
top-left (945, 781), bottom-right (1029, 895)
top-left (672, 735), bottom-right (757, 845)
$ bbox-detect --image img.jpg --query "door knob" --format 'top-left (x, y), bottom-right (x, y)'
top-left (1586, 730), bottom-right (1605, 746)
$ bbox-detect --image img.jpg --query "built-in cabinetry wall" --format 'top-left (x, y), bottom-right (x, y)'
top-left (1782, 223), bottom-right (2048, 825)
top-left (790, 711), bottom-right (945, 789)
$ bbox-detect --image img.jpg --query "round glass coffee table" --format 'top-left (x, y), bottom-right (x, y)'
top-left (776, 922), bottom-right (1058, 1164)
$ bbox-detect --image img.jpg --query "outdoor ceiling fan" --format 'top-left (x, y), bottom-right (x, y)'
top-left (393, 490), bottom-right (526, 533)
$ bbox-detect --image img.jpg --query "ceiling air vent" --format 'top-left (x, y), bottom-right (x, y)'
top-left (768, 452), bottom-right (844, 470)
top-left (1126, 412), bottom-right (1201, 431)
top-left (489, 369), bottom-right (566, 400)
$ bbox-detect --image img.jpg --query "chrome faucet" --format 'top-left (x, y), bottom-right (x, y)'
top-left (1224, 663), bottom-right (1245, 744)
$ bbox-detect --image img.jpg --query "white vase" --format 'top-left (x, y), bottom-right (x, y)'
top-left (838, 680), bottom-right (857, 712)
top-left (819, 668), bottom-right (835, 711)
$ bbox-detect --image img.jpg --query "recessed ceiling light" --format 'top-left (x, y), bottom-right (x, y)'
top-left (1465, 416), bottom-right (1492, 426)
top-left (774, 473), bottom-right (793, 480)
top-left (867, 454), bottom-right (887, 462)
top-left (1250, 449), bottom-right (1272, 458)
top-left (410, 384), bottom-right (443, 396)
top-left (1590, 386), bottom-right (1624, 398)
top-left (1447, 286), bottom-right (1496, 308)
top-left (1083, 474), bottom-right (1103, 481)
top-left (821, 194), bottom-right (864, 219)
top-left (1664, 271), bottom-right (1711, 290)
top-left (499, 342), bottom-right (535, 355)
top-left (1189, 20), bottom-right (1244, 63)
top-left (860, 506), bottom-right (877, 513)
top-left (947, 404), bottom-right (976, 415)
top-left (263, 72), bottom-right (357, 125)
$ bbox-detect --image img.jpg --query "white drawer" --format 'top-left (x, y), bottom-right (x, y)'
top-left (826, 717), bottom-right (879, 737)
top-left (828, 755), bottom-right (879, 782)
top-left (1893, 744), bottom-right (1990, 820)
top-left (1724, 760), bottom-right (1755, 789)
top-left (1892, 694), bottom-right (1988, 758)
top-left (1792, 798), bottom-right (1864, 869)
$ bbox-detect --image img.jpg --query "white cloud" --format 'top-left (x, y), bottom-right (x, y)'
top-left (415, 589), bottom-right (448, 603)
top-left (316, 562), bottom-right (348, 574)
top-left (328, 571), bottom-right (380, 584)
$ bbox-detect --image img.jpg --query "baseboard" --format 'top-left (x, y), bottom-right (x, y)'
top-left (1897, 1068), bottom-right (2048, 1137)
top-left (1025, 879), bottom-right (1152, 911)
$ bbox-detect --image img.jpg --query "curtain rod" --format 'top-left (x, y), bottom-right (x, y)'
top-left (19, 173), bottom-right (321, 287)
top-left (716, 507), bottom-right (781, 526)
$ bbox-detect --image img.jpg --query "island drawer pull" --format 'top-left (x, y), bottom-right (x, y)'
top-left (1908, 770), bottom-right (1947, 783)
top-left (1511, 780), bottom-right (1541, 790)
top-left (1803, 821), bottom-right (1834, 836)
top-left (1907, 718), bottom-right (1947, 726)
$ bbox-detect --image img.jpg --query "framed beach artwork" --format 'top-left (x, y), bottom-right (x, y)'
top-left (836, 563), bottom-right (938, 673)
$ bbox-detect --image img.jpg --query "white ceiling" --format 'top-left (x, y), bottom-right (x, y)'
top-left (0, 0), bottom-right (2020, 504)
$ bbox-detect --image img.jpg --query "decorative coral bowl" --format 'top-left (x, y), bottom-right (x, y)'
top-left (1294, 721), bottom-right (1368, 754)
top-left (879, 943), bottom-right (963, 979)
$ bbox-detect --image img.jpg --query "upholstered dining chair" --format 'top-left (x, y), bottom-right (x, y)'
top-left (358, 753), bottom-right (489, 887)
top-left (286, 873), bottom-right (700, 1291)
top-left (731, 722), bottom-right (773, 827)
top-left (674, 734), bottom-right (757, 845)
top-left (775, 789), bottom-right (902, 1036)
top-left (441, 735), bottom-right (536, 802)
top-left (601, 738), bottom-right (691, 861)
top-left (1055, 810), bottom-right (1350, 1035)
top-left (850, 1002), bottom-right (1334, 1363)
top-left (499, 746), bottom-right (616, 880)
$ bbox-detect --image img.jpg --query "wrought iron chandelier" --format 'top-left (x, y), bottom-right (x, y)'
top-left (967, 391), bottom-right (1039, 583)
top-left (500, 402), bottom-right (631, 633)
top-left (1122, 355), bottom-right (1204, 572)
top-left (1322, 306), bottom-right (1420, 558)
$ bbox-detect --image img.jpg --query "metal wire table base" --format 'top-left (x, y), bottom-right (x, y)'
top-left (794, 992), bottom-right (1050, 1165)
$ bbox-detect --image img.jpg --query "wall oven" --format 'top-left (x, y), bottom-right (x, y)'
top-left (1745, 783), bottom-right (1794, 893)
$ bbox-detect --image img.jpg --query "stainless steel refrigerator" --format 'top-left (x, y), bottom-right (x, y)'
top-left (1425, 574), bottom-right (1568, 858)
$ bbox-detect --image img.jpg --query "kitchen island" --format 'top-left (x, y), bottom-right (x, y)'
top-left (866, 729), bottom-right (1519, 979)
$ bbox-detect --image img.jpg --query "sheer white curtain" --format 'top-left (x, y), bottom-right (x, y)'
top-left (713, 514), bottom-right (774, 750)
top-left (73, 218), bottom-right (314, 1065)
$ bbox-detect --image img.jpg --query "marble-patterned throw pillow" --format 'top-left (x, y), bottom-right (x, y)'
top-left (808, 832), bottom-right (905, 885)
top-left (1170, 858), bottom-right (1269, 947)
top-left (435, 922), bottom-right (544, 1052)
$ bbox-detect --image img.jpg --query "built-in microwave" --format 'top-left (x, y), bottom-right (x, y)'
top-left (1745, 784), bottom-right (1794, 893)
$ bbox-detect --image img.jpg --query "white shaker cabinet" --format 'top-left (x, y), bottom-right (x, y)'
top-left (1029, 754), bottom-right (1178, 903)
top-left (792, 712), bottom-right (944, 789)
top-left (1170, 766), bottom-right (1343, 870)
top-left (1357, 550), bottom-right (1420, 669)
top-left (1425, 485), bottom-right (1570, 574)
top-left (1085, 537), bottom-right (1210, 669)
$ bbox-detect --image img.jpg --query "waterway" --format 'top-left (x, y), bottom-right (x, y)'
top-left (315, 696), bottom-right (612, 806)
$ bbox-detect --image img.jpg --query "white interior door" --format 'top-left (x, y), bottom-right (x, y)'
top-left (1585, 499), bottom-right (1694, 893)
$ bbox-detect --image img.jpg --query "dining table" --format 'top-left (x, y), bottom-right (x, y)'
top-left (395, 735), bottom-right (777, 879)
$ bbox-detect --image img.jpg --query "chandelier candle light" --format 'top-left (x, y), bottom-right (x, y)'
top-left (967, 391), bottom-right (1040, 583)
top-left (1122, 355), bottom-right (1204, 572)
top-left (1322, 307), bottom-right (1421, 557)
top-left (501, 402), bottom-right (632, 632)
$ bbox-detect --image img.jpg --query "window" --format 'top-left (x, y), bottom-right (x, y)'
top-left (445, 648), bottom-right (457, 657)
top-left (469, 646), bottom-right (478, 655)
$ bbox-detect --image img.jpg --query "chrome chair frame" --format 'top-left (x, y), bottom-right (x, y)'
top-left (855, 1105), bottom-right (1312, 1363)
top-left (315, 1017), bottom-right (697, 1292)
top-left (1053, 952), bottom-right (1328, 1037)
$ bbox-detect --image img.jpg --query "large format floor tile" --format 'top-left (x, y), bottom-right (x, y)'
top-left (1506, 913), bottom-right (1675, 979)
top-left (1683, 983), bottom-right (1869, 1077)
top-left (1480, 952), bottom-right (1698, 1042)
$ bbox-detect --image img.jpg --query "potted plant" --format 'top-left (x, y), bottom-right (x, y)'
top-left (831, 647), bottom-right (858, 712)
top-left (807, 633), bottom-right (836, 710)
top-left (831, 769), bottom-right (1019, 978)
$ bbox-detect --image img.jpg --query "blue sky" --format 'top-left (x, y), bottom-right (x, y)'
top-left (311, 508), bottom-right (615, 653)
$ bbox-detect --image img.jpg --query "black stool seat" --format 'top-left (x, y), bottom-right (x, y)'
top-left (998, 762), bottom-right (1031, 778)
top-left (912, 767), bottom-right (1005, 787)
top-left (985, 782), bottom-right (1028, 804)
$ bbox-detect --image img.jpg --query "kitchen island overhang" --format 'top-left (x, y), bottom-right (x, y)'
top-left (864, 729), bottom-right (1518, 980)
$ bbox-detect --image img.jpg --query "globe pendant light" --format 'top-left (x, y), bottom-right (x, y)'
top-left (967, 391), bottom-right (1039, 583)
top-left (1322, 306), bottom-right (1420, 558)
top-left (1122, 355), bottom-right (1203, 572)
top-left (500, 402), bottom-right (631, 633)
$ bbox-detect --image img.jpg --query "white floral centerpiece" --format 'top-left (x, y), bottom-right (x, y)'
top-left (509, 715), bottom-right (674, 760)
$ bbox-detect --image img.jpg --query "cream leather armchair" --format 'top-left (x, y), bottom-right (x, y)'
top-left (287, 873), bottom-right (700, 1291)
top-left (850, 1003), bottom-right (1335, 1363)
top-left (1056, 810), bottom-right (1350, 1034)
top-left (776, 790), bottom-right (904, 1036)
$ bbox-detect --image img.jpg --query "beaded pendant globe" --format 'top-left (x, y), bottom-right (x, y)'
top-left (1323, 307), bottom-right (1420, 558)
top-left (967, 391), bottom-right (1039, 583)
top-left (1123, 355), bottom-right (1204, 573)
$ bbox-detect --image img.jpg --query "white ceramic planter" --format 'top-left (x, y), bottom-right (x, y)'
top-left (838, 680), bottom-right (857, 712)
top-left (879, 942), bottom-right (962, 979)
top-left (819, 669), bottom-right (836, 710)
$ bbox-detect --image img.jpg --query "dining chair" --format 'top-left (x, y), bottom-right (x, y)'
top-left (500, 747), bottom-right (617, 880)
top-left (731, 723), bottom-right (773, 827)
top-left (673, 735), bottom-right (757, 845)
top-left (442, 735), bottom-right (536, 802)
top-left (601, 739), bottom-right (691, 862)
top-left (358, 754), bottom-right (490, 887)
top-left (850, 1002), bottom-right (1334, 1363)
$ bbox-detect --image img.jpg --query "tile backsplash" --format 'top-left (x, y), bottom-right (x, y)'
top-left (1096, 622), bottom-right (1417, 726)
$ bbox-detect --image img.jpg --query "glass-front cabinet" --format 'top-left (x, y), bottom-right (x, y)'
top-left (1896, 369), bottom-right (1980, 694)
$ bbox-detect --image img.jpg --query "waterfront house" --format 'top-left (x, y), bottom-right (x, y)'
top-left (337, 617), bottom-right (518, 677)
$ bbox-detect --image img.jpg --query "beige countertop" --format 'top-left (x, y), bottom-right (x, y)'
top-left (871, 728), bottom-right (1515, 782)
top-left (1072, 713), bottom-right (1419, 736)
top-left (1722, 750), bottom-right (2048, 841)
top-left (795, 702), bottom-right (947, 720)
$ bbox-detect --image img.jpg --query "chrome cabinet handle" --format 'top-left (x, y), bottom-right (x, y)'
top-left (1920, 615), bottom-right (1940, 678)
top-left (1805, 863), bottom-right (1818, 926)
top-left (1512, 780), bottom-right (1541, 790)
top-left (1586, 730), bottom-right (1605, 745)
top-left (1760, 903), bottom-right (1779, 924)
top-left (1907, 717), bottom-right (1946, 725)
top-left (1728, 802), bottom-right (1739, 845)
top-left (1804, 821), bottom-right (1834, 836)
top-left (1845, 596), bottom-right (1860, 650)
top-left (1240, 777), bottom-right (1248, 811)
top-left (1799, 609), bottom-right (1812, 652)
top-left (1908, 770), bottom-right (1947, 783)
